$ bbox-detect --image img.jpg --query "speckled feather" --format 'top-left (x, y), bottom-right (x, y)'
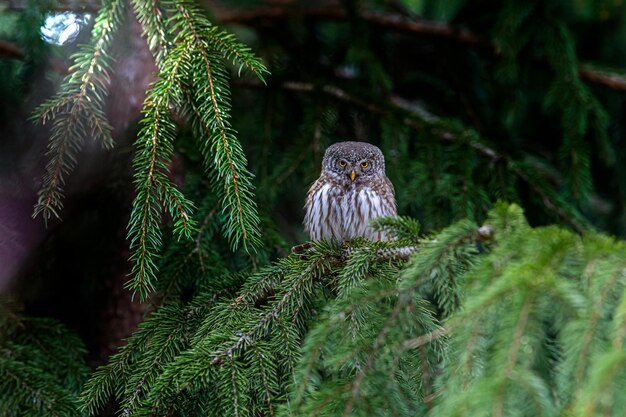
top-left (304, 142), bottom-right (397, 242)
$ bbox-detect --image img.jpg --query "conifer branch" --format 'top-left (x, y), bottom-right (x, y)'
top-left (402, 326), bottom-right (449, 350)
top-left (30, 0), bottom-right (267, 299)
top-left (0, 310), bottom-right (88, 417)
top-left (511, 164), bottom-right (589, 234)
top-left (202, 57), bottom-right (249, 243)
top-left (573, 266), bottom-right (623, 388)
top-left (167, 0), bottom-right (265, 252)
top-left (220, 255), bottom-right (328, 356)
top-left (6, 0), bottom-right (100, 13)
top-left (211, 6), bottom-right (483, 46)
top-left (130, 0), bottom-right (172, 65)
top-left (612, 284), bottom-right (626, 349)
top-left (32, 0), bottom-right (123, 221)
top-left (342, 296), bottom-right (404, 416)
top-left (121, 305), bottom-right (188, 415)
top-left (77, 203), bottom-right (626, 417)
top-left (505, 300), bottom-right (532, 374)
top-left (126, 36), bottom-right (198, 298)
top-left (1, 359), bottom-right (80, 416)
top-left (578, 66), bottom-right (626, 91)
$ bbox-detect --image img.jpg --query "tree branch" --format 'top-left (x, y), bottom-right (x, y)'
top-left (578, 66), bottom-right (626, 91)
top-left (209, 2), bottom-right (626, 92)
top-left (0, 40), bottom-right (24, 59)
top-left (5, 0), bottom-right (100, 13)
top-left (211, 4), bottom-right (483, 46)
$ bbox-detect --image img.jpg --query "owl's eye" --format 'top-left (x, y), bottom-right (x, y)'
top-left (360, 161), bottom-right (369, 168)
top-left (338, 160), bottom-right (347, 167)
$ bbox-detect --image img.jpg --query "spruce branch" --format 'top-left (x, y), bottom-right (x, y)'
top-left (30, 0), bottom-right (268, 299)
top-left (126, 37), bottom-right (198, 299)
top-left (79, 295), bottom-right (221, 416)
top-left (573, 264), bottom-right (624, 389)
top-left (0, 309), bottom-right (88, 417)
top-left (168, 0), bottom-right (267, 252)
top-left (130, 0), bottom-right (172, 66)
top-left (570, 351), bottom-right (626, 417)
top-left (120, 304), bottom-right (189, 416)
top-left (289, 220), bottom-right (478, 416)
top-left (32, 0), bottom-right (124, 222)
top-left (492, 299), bottom-right (532, 417)
top-left (202, 25), bottom-right (269, 78)
top-left (81, 204), bottom-right (626, 417)
top-left (612, 273), bottom-right (626, 349)
top-left (341, 294), bottom-right (405, 417)
top-left (0, 357), bottom-right (82, 417)
top-left (578, 65), bottom-right (626, 91)
top-left (542, 21), bottom-right (611, 198)
top-left (6, 0), bottom-right (101, 13)
top-left (511, 162), bottom-right (589, 234)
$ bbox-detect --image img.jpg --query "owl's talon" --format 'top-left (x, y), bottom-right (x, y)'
top-left (291, 242), bottom-right (313, 258)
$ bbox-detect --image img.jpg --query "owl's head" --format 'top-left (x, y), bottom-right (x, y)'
top-left (322, 141), bottom-right (386, 183)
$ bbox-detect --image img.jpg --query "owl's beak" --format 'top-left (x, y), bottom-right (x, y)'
top-left (350, 171), bottom-right (357, 182)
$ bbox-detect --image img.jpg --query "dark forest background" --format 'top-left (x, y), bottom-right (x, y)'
top-left (2, 1), bottom-right (626, 416)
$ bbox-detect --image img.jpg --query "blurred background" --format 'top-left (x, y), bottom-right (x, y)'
top-left (1, 0), bottom-right (626, 364)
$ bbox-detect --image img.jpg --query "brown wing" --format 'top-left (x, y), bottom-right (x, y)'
top-left (303, 177), bottom-right (325, 240)
top-left (380, 175), bottom-right (397, 216)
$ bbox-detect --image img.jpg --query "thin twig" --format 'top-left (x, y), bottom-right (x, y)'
top-left (402, 326), bottom-right (448, 350)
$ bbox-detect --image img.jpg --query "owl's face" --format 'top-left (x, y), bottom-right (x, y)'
top-left (322, 141), bottom-right (385, 184)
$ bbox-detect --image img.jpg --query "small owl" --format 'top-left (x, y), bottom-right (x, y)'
top-left (304, 141), bottom-right (397, 242)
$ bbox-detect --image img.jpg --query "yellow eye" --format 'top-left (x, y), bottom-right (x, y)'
top-left (338, 160), bottom-right (347, 167)
top-left (360, 161), bottom-right (369, 168)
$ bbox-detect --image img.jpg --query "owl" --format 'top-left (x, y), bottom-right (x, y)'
top-left (304, 141), bottom-right (397, 242)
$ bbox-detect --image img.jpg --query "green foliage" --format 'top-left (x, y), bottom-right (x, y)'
top-left (8, 0), bottom-right (626, 416)
top-left (32, 0), bottom-right (123, 221)
top-left (74, 203), bottom-right (626, 417)
top-left (493, 0), bottom-right (611, 204)
top-left (0, 1), bottom-right (47, 115)
top-left (125, 0), bottom-right (269, 298)
top-left (33, 0), bottom-right (269, 299)
top-left (433, 203), bottom-right (626, 417)
top-left (0, 299), bottom-right (88, 417)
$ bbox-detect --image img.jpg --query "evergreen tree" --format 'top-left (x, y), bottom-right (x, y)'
top-left (2, 1), bottom-right (626, 416)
